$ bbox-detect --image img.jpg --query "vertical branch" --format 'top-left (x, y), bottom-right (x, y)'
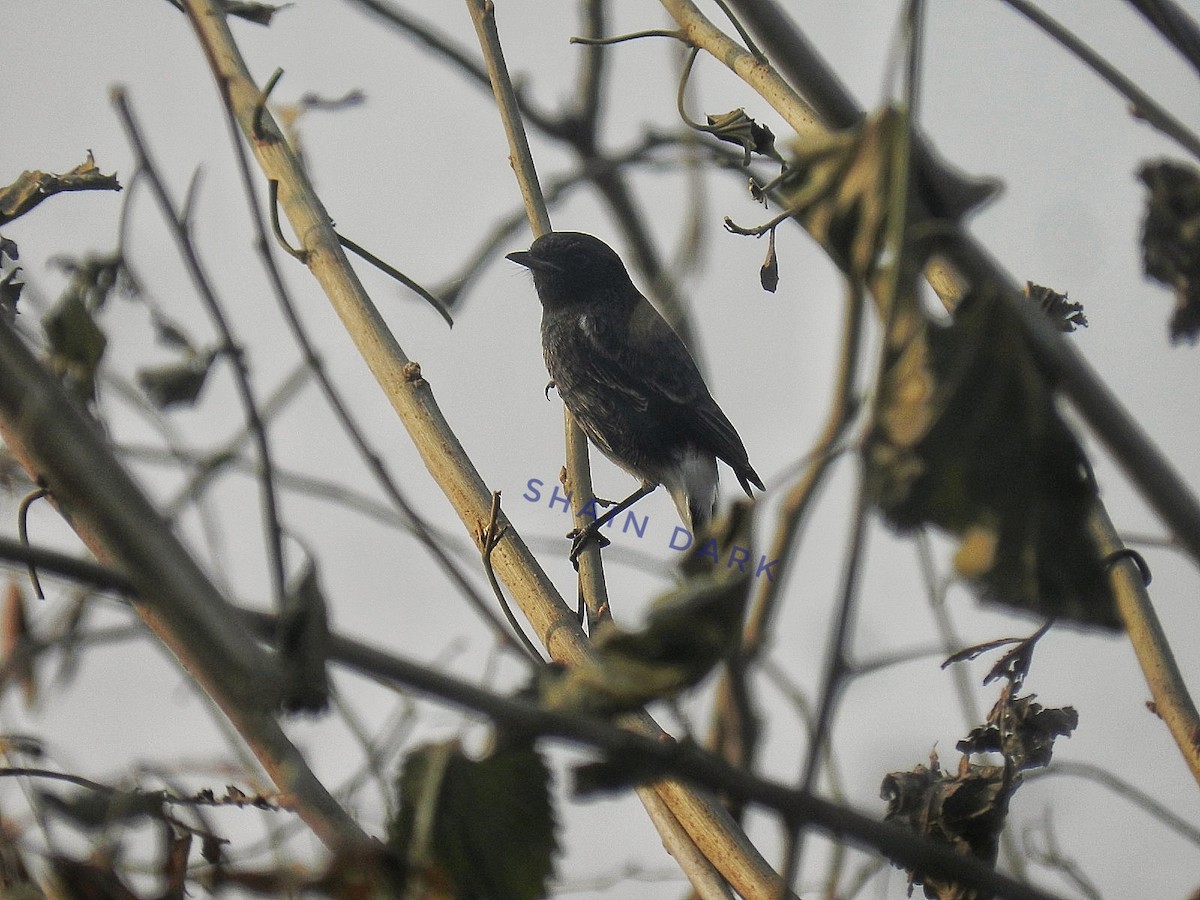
top-left (462, 0), bottom-right (611, 623)
top-left (461, 4), bottom-right (793, 896)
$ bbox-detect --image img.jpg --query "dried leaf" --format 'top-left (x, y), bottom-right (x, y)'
top-left (136, 353), bottom-right (214, 410)
top-left (881, 751), bottom-right (1013, 900)
top-left (957, 690), bottom-right (1077, 771)
top-left (277, 557), bottom-right (331, 713)
top-left (705, 108), bottom-right (782, 165)
top-left (0, 153), bottom-right (121, 226)
top-left (865, 289), bottom-right (1118, 629)
top-left (760, 227), bottom-right (779, 293)
top-left (1025, 281), bottom-right (1087, 332)
top-left (390, 741), bottom-right (558, 900)
top-left (539, 504), bottom-right (753, 717)
top-left (1140, 159), bottom-right (1200, 341)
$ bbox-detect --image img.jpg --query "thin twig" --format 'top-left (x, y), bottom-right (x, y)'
top-left (16, 488), bottom-right (49, 599)
top-left (113, 89), bottom-right (291, 640)
top-left (337, 233), bottom-right (454, 327)
top-left (479, 492), bottom-right (544, 666)
top-left (215, 69), bottom-right (518, 654)
top-left (1123, 0), bottom-right (1200, 78)
top-left (1000, 0), bottom-right (1200, 162)
top-left (268, 180), bottom-right (306, 260)
top-left (231, 605), bottom-right (1073, 900)
top-left (781, 476), bottom-right (873, 887)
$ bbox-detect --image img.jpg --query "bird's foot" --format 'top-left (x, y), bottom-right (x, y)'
top-left (568, 524), bottom-right (611, 569)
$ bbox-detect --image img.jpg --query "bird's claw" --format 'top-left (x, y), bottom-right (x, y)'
top-left (568, 525), bottom-right (611, 569)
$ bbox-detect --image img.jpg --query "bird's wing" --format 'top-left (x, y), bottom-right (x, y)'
top-left (579, 298), bottom-right (763, 493)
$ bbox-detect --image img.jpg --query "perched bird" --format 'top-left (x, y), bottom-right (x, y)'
top-left (507, 231), bottom-right (763, 558)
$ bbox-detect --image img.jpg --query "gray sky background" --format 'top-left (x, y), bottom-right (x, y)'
top-left (4, 1), bottom-right (1200, 896)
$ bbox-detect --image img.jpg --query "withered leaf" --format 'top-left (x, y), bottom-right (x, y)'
top-left (760, 227), bottom-right (779, 293)
top-left (539, 504), bottom-right (753, 717)
top-left (705, 108), bottom-right (783, 165)
top-left (864, 289), bottom-right (1118, 629)
top-left (881, 751), bottom-right (1014, 900)
top-left (0, 153), bottom-right (121, 226)
top-left (277, 556), bottom-right (331, 714)
top-left (1139, 160), bottom-right (1200, 341)
top-left (957, 690), bottom-right (1077, 771)
top-left (1026, 281), bottom-right (1087, 332)
top-left (136, 352), bottom-right (215, 411)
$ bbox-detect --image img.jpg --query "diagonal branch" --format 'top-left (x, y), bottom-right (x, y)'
top-left (668, 0), bottom-right (1200, 788)
top-left (0, 316), bottom-right (365, 849)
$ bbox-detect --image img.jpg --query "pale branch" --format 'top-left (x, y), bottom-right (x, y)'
top-left (462, 3), bottom-right (786, 895)
top-left (181, 0), bottom-right (584, 660)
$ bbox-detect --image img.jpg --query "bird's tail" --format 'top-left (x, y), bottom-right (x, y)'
top-left (667, 452), bottom-right (719, 537)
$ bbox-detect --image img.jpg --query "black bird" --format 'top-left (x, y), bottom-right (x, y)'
top-left (507, 231), bottom-right (763, 560)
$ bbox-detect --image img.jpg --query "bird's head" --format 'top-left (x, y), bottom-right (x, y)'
top-left (506, 231), bottom-right (634, 311)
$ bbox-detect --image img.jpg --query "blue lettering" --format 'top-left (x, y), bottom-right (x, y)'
top-left (523, 478), bottom-right (544, 503)
top-left (755, 555), bottom-right (779, 582)
top-left (695, 538), bottom-right (720, 564)
top-left (668, 527), bottom-right (693, 551)
top-left (579, 498), bottom-right (600, 522)
top-left (727, 544), bottom-right (750, 573)
top-left (622, 511), bottom-right (649, 538)
top-left (548, 485), bottom-right (572, 513)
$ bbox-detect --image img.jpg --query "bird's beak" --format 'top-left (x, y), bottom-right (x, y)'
top-left (506, 250), bottom-right (560, 272)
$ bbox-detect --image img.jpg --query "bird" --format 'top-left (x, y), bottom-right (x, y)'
top-left (506, 231), bottom-right (763, 562)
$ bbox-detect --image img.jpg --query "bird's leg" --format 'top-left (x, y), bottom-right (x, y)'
top-left (569, 481), bottom-right (658, 568)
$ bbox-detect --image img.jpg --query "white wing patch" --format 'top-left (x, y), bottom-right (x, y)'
top-left (578, 313), bottom-right (598, 340)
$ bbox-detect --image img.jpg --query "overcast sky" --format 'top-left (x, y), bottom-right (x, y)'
top-left (4, 1), bottom-right (1200, 897)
